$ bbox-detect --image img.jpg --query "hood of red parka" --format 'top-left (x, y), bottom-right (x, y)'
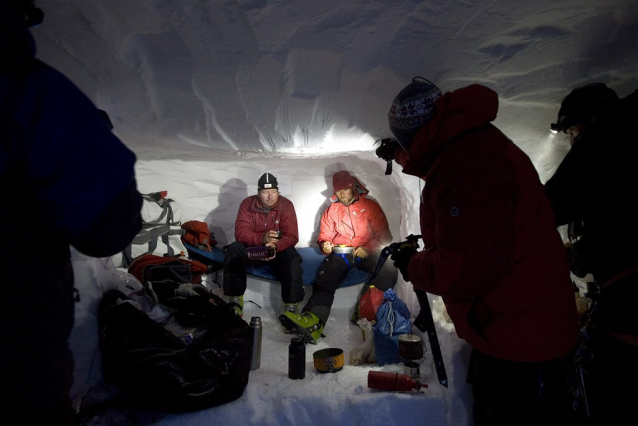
top-left (328, 171), bottom-right (369, 203)
top-left (405, 84), bottom-right (499, 174)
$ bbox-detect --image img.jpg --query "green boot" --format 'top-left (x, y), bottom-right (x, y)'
top-left (279, 311), bottom-right (324, 344)
top-left (227, 295), bottom-right (243, 317)
top-left (281, 303), bottom-right (300, 334)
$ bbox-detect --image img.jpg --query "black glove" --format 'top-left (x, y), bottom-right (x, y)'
top-left (375, 139), bottom-right (399, 162)
top-left (391, 247), bottom-right (417, 282)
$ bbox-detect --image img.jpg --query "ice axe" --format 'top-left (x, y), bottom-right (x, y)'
top-left (355, 234), bottom-right (449, 388)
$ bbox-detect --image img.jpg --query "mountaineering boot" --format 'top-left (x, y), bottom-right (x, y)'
top-left (279, 311), bottom-right (324, 344)
top-left (227, 295), bottom-right (244, 317)
top-left (281, 303), bottom-right (300, 334)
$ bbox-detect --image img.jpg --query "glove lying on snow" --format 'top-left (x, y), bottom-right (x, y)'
top-left (391, 247), bottom-right (417, 282)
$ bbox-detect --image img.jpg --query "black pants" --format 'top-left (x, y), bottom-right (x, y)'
top-left (303, 252), bottom-right (397, 324)
top-left (468, 349), bottom-right (571, 426)
top-left (223, 242), bottom-right (305, 304)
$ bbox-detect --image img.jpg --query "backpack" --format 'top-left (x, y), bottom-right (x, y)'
top-left (181, 220), bottom-right (217, 251)
top-left (98, 282), bottom-right (252, 413)
top-left (121, 191), bottom-right (186, 267)
top-left (127, 253), bottom-right (209, 285)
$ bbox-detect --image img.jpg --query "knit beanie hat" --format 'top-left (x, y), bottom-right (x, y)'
top-left (258, 172), bottom-right (278, 191)
top-left (388, 76), bottom-right (442, 151)
top-left (332, 170), bottom-right (356, 192)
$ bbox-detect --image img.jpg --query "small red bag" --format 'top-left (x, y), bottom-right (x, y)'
top-left (358, 285), bottom-right (385, 322)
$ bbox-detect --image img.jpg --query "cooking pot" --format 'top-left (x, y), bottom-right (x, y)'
top-left (398, 334), bottom-right (424, 361)
top-left (333, 245), bottom-right (354, 255)
top-left (313, 348), bottom-right (344, 373)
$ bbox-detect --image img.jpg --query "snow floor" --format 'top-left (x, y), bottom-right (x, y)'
top-left (71, 252), bottom-right (473, 426)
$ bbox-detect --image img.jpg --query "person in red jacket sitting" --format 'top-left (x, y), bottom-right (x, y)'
top-left (224, 173), bottom-right (304, 318)
top-left (378, 77), bottom-right (579, 426)
top-left (280, 170), bottom-right (397, 343)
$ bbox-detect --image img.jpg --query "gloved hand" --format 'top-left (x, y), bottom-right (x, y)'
top-left (391, 247), bottom-right (417, 282)
top-left (375, 139), bottom-right (399, 161)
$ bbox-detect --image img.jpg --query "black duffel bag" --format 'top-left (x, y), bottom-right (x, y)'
top-left (98, 285), bottom-right (251, 413)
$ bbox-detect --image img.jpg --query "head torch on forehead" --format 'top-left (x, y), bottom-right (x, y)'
top-left (550, 115), bottom-right (574, 134)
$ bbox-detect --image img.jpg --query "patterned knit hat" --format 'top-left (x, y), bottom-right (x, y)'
top-left (388, 77), bottom-right (442, 151)
top-left (258, 172), bottom-right (278, 191)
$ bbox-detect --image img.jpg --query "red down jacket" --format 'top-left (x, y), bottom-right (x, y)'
top-left (395, 84), bottom-right (578, 362)
top-left (318, 179), bottom-right (392, 254)
top-left (234, 195), bottom-right (299, 252)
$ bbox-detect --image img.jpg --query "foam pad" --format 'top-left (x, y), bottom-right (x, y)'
top-left (183, 244), bottom-right (369, 287)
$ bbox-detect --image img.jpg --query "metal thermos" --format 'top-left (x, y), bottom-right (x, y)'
top-left (288, 337), bottom-right (306, 379)
top-left (246, 246), bottom-right (276, 260)
top-left (250, 317), bottom-right (262, 370)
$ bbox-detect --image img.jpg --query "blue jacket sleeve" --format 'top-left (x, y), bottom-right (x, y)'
top-left (15, 64), bottom-right (142, 256)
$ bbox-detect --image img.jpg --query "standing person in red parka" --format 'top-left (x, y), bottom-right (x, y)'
top-left (377, 77), bottom-right (579, 426)
top-left (224, 173), bottom-right (304, 318)
top-left (280, 170), bottom-right (397, 343)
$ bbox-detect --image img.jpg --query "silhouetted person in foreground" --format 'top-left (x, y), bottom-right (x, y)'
top-left (1, 1), bottom-right (142, 424)
top-left (546, 83), bottom-right (638, 426)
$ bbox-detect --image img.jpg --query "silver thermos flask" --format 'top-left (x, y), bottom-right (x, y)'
top-left (250, 317), bottom-right (262, 370)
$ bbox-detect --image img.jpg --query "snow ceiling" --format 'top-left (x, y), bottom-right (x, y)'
top-left (32, 0), bottom-right (638, 180)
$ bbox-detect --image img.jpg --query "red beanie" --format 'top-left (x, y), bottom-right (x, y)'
top-left (332, 170), bottom-right (356, 192)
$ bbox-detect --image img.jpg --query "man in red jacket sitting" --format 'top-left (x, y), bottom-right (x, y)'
top-left (279, 170), bottom-right (397, 343)
top-left (224, 173), bottom-right (304, 318)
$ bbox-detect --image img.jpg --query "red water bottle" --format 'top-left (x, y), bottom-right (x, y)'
top-left (246, 246), bottom-right (276, 260)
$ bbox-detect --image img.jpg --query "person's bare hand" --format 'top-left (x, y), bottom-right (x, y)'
top-left (263, 242), bottom-right (277, 261)
top-left (263, 230), bottom-right (280, 245)
top-left (354, 246), bottom-right (369, 258)
top-left (321, 241), bottom-right (334, 254)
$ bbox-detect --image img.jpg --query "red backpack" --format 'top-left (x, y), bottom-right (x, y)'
top-left (181, 221), bottom-right (217, 252)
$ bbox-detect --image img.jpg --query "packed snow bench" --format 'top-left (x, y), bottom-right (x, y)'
top-left (183, 243), bottom-right (369, 286)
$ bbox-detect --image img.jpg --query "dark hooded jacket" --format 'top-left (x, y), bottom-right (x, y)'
top-left (395, 84), bottom-right (578, 362)
top-left (545, 89), bottom-right (638, 285)
top-left (318, 173), bottom-right (392, 254)
top-left (0, 3), bottom-right (141, 415)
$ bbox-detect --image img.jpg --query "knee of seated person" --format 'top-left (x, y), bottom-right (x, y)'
top-left (318, 255), bottom-right (349, 275)
top-left (225, 241), bottom-right (246, 256)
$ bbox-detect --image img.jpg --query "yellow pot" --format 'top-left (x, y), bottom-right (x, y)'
top-left (313, 348), bottom-right (344, 373)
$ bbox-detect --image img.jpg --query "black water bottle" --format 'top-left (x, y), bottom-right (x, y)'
top-left (250, 317), bottom-right (262, 370)
top-left (288, 337), bottom-right (306, 379)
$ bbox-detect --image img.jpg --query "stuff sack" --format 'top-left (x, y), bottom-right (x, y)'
top-left (358, 285), bottom-right (385, 322)
top-left (373, 288), bottom-right (412, 365)
top-left (98, 286), bottom-right (252, 413)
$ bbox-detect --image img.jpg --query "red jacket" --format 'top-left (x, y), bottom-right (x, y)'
top-left (396, 84), bottom-right (578, 362)
top-left (318, 181), bottom-right (392, 254)
top-left (234, 195), bottom-right (299, 252)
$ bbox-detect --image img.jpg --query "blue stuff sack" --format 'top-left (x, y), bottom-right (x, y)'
top-left (373, 288), bottom-right (412, 365)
